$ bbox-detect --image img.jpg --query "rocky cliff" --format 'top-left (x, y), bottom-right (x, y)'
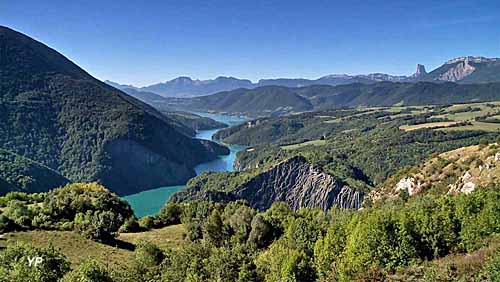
top-left (172, 156), bottom-right (364, 211)
top-left (419, 56), bottom-right (500, 83)
top-left (411, 64), bottom-right (427, 79)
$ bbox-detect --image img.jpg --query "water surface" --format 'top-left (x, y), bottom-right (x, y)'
top-left (124, 113), bottom-right (247, 217)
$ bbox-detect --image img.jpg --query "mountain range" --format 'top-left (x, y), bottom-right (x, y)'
top-left (0, 26), bottom-right (227, 195)
top-left (106, 56), bottom-right (500, 98)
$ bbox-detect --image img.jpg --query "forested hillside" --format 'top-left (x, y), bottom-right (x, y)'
top-left (171, 82), bottom-right (500, 117)
top-left (0, 149), bottom-right (69, 193)
top-left (175, 105), bottom-right (500, 208)
top-left (0, 26), bottom-right (226, 195)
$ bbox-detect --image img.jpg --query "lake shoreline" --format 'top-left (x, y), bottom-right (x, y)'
top-left (123, 112), bottom-right (248, 217)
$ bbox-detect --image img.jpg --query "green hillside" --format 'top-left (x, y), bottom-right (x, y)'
top-left (172, 81), bottom-right (500, 117)
top-left (0, 26), bottom-right (226, 195)
top-left (0, 148), bottom-right (69, 194)
top-left (181, 86), bottom-right (314, 116)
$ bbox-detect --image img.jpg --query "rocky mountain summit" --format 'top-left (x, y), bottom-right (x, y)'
top-left (420, 56), bottom-right (500, 83)
top-left (411, 64), bottom-right (427, 79)
top-left (108, 56), bottom-right (500, 99)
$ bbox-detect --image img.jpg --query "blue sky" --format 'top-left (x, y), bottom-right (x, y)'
top-left (1, 0), bottom-right (499, 86)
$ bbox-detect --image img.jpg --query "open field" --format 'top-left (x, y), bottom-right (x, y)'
top-left (281, 139), bottom-right (327, 150)
top-left (0, 231), bottom-right (132, 268)
top-left (0, 224), bottom-right (187, 267)
top-left (399, 121), bottom-right (460, 131)
top-left (433, 111), bottom-right (485, 121)
top-left (438, 121), bottom-right (500, 132)
top-left (118, 224), bottom-right (187, 250)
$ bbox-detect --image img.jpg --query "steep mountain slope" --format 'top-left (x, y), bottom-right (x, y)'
top-left (0, 149), bottom-right (70, 194)
top-left (0, 26), bottom-right (226, 195)
top-left (103, 86), bottom-right (227, 136)
top-left (160, 111), bottom-right (227, 136)
top-left (420, 57), bottom-right (500, 83)
top-left (369, 143), bottom-right (500, 203)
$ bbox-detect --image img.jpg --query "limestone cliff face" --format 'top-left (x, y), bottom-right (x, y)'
top-left (172, 156), bottom-right (364, 211)
top-left (233, 156), bottom-right (364, 211)
top-left (438, 57), bottom-right (476, 82)
top-left (410, 64), bottom-right (427, 79)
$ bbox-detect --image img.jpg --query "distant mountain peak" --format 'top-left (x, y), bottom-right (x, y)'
top-left (171, 76), bottom-right (194, 83)
top-left (104, 80), bottom-right (138, 90)
top-left (446, 56), bottom-right (499, 65)
top-left (412, 64), bottom-right (427, 78)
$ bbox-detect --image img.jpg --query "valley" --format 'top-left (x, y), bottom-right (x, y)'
top-left (124, 112), bottom-right (247, 217)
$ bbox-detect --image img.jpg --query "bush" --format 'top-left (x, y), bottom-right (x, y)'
top-left (134, 241), bottom-right (165, 267)
top-left (481, 250), bottom-right (500, 281)
top-left (156, 202), bottom-right (182, 227)
top-left (0, 243), bottom-right (70, 282)
top-left (119, 217), bottom-right (142, 233)
top-left (74, 210), bottom-right (123, 242)
top-left (0, 214), bottom-right (18, 233)
top-left (61, 258), bottom-right (112, 282)
top-left (4, 200), bottom-right (33, 228)
top-left (248, 214), bottom-right (273, 248)
top-left (256, 239), bottom-right (316, 282)
top-left (138, 216), bottom-right (155, 230)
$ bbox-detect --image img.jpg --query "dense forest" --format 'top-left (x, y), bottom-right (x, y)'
top-left (0, 149), bottom-right (69, 193)
top-left (0, 181), bottom-right (499, 281)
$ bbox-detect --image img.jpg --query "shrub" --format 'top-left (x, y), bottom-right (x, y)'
top-left (138, 216), bottom-right (155, 230)
top-left (119, 217), bottom-right (142, 233)
top-left (0, 243), bottom-right (70, 282)
top-left (61, 258), bottom-right (112, 282)
top-left (481, 250), bottom-right (500, 281)
top-left (74, 210), bottom-right (123, 242)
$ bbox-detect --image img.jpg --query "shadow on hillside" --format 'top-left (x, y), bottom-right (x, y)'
top-left (106, 238), bottom-right (136, 251)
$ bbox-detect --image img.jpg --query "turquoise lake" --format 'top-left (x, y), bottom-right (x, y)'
top-left (123, 113), bottom-right (247, 218)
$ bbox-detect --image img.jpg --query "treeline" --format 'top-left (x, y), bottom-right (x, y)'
top-left (2, 183), bottom-right (499, 281)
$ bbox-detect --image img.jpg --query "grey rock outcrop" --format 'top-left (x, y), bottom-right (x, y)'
top-left (413, 64), bottom-right (427, 78)
top-left (438, 57), bottom-right (476, 82)
top-left (172, 156), bottom-right (364, 211)
top-left (234, 156), bottom-right (364, 211)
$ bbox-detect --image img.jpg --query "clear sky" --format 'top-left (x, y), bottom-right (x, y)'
top-left (1, 0), bottom-right (499, 86)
